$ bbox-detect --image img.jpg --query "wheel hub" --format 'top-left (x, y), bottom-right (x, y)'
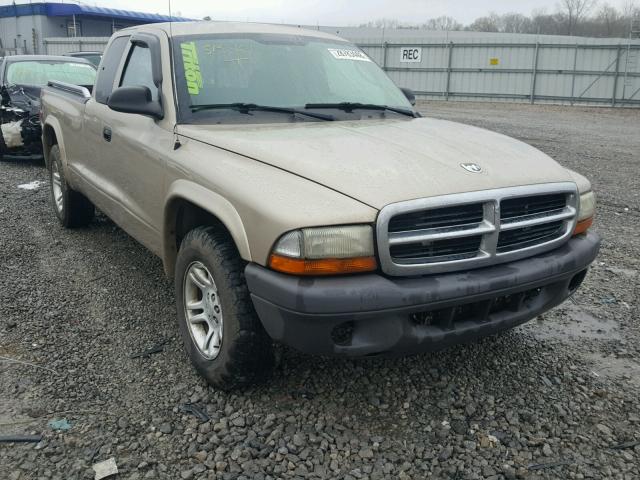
top-left (183, 261), bottom-right (223, 360)
top-left (51, 162), bottom-right (63, 213)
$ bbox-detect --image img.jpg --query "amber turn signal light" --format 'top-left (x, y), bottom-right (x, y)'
top-left (573, 216), bottom-right (593, 236)
top-left (269, 254), bottom-right (377, 276)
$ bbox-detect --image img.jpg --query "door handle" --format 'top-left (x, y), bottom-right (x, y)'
top-left (103, 126), bottom-right (112, 142)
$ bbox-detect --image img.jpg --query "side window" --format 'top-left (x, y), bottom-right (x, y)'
top-left (120, 45), bottom-right (158, 101)
top-left (95, 35), bottom-right (129, 104)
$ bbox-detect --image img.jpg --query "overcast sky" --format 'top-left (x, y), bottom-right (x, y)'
top-left (13, 0), bottom-right (638, 25)
top-left (103, 0), bottom-right (636, 24)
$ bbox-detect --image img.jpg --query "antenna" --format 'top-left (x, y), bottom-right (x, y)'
top-left (168, 0), bottom-right (174, 38)
top-left (168, 0), bottom-right (181, 149)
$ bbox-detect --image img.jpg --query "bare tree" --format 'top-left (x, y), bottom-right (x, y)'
top-left (467, 13), bottom-right (502, 32)
top-left (356, 3), bottom-right (635, 38)
top-left (596, 3), bottom-right (620, 36)
top-left (622, 1), bottom-right (640, 38)
top-left (359, 18), bottom-right (404, 29)
top-left (529, 8), bottom-right (556, 34)
top-left (558, 0), bottom-right (599, 35)
top-left (621, 0), bottom-right (639, 18)
top-left (501, 13), bottom-right (534, 33)
top-left (423, 16), bottom-right (463, 31)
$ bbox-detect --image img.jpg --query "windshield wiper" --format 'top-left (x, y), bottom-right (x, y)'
top-left (305, 102), bottom-right (417, 117)
top-left (190, 103), bottom-right (334, 121)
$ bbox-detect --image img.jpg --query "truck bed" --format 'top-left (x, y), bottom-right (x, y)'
top-left (45, 80), bottom-right (93, 102)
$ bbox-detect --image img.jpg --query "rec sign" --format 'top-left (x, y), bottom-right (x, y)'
top-left (400, 47), bottom-right (422, 63)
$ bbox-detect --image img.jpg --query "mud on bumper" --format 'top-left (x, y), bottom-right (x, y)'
top-left (245, 232), bottom-right (601, 357)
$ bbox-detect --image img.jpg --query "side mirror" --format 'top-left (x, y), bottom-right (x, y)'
top-left (107, 86), bottom-right (163, 119)
top-left (401, 87), bottom-right (416, 106)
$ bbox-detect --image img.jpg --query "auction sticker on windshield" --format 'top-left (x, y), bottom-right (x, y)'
top-left (181, 41), bottom-right (204, 95)
top-left (327, 48), bottom-right (371, 62)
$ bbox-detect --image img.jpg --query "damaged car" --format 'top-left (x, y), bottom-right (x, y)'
top-left (0, 55), bottom-right (96, 159)
top-left (65, 51), bottom-right (103, 67)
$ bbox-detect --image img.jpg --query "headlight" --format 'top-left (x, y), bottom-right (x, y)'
top-left (269, 225), bottom-right (377, 275)
top-left (574, 191), bottom-right (595, 235)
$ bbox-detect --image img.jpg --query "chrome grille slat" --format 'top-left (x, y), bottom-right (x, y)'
top-left (499, 208), bottom-right (575, 230)
top-left (388, 203), bottom-right (484, 232)
top-left (376, 183), bottom-right (579, 276)
top-left (497, 221), bottom-right (565, 252)
top-left (500, 208), bottom-right (565, 224)
top-left (390, 236), bottom-right (482, 260)
top-left (501, 193), bottom-right (566, 219)
top-left (388, 221), bottom-right (495, 245)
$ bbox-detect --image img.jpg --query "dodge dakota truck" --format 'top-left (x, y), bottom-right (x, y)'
top-left (40, 22), bottom-right (600, 388)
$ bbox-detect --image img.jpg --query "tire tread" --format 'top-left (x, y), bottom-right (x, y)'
top-left (49, 145), bottom-right (94, 228)
top-left (176, 226), bottom-right (274, 389)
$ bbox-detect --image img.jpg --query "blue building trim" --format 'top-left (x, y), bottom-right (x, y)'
top-left (0, 2), bottom-right (193, 22)
top-left (0, 3), bottom-right (48, 18)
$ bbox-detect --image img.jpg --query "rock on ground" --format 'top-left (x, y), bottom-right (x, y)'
top-left (1, 102), bottom-right (639, 479)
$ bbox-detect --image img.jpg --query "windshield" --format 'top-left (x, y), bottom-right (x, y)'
top-left (173, 34), bottom-right (411, 123)
top-left (5, 61), bottom-right (96, 87)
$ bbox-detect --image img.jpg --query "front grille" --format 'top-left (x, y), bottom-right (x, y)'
top-left (391, 235), bottom-right (482, 263)
top-left (497, 220), bottom-right (564, 253)
top-left (501, 193), bottom-right (566, 221)
top-left (377, 183), bottom-right (578, 276)
top-left (389, 203), bottom-right (484, 233)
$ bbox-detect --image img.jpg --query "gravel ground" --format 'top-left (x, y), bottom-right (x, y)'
top-left (1, 102), bottom-right (639, 480)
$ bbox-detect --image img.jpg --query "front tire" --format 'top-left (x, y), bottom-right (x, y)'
top-left (49, 145), bottom-right (94, 228)
top-left (175, 226), bottom-right (274, 389)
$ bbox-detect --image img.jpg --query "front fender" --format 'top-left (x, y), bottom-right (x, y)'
top-left (163, 179), bottom-right (251, 276)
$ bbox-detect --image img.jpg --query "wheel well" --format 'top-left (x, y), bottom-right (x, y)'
top-left (175, 201), bottom-right (231, 247)
top-left (165, 199), bottom-right (238, 277)
top-left (42, 125), bottom-right (58, 167)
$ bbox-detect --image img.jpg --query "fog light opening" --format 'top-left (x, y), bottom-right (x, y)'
top-left (331, 321), bottom-right (354, 346)
top-left (568, 269), bottom-right (588, 294)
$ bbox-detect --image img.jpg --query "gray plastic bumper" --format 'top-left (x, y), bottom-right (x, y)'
top-left (245, 232), bottom-right (600, 357)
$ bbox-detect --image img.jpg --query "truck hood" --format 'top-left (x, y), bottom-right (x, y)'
top-left (178, 117), bottom-right (574, 210)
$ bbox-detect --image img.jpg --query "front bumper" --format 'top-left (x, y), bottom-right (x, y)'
top-left (246, 232), bottom-right (601, 357)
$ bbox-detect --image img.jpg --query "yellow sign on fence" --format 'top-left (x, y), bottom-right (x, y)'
top-left (490, 58), bottom-right (499, 66)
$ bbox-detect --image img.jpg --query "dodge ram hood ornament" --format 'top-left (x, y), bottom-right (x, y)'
top-left (460, 162), bottom-right (483, 173)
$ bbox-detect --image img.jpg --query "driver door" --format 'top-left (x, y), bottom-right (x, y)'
top-left (84, 35), bottom-right (173, 255)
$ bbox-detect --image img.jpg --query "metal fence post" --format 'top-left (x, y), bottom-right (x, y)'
top-left (530, 42), bottom-right (539, 104)
top-left (570, 44), bottom-right (579, 105)
top-left (445, 41), bottom-right (453, 100)
top-left (612, 45), bottom-right (621, 107)
top-left (382, 41), bottom-right (388, 71)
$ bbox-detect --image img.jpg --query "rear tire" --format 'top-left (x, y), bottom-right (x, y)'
top-left (49, 145), bottom-right (94, 228)
top-left (175, 226), bottom-right (274, 389)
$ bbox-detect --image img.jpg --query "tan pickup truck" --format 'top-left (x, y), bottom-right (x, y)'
top-left (40, 21), bottom-right (600, 388)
